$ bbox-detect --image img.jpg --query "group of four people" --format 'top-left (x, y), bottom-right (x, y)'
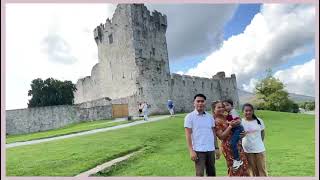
top-left (184, 94), bottom-right (267, 177)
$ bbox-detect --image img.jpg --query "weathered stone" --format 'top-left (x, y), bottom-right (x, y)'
top-left (74, 4), bottom-right (239, 116)
top-left (6, 103), bottom-right (112, 135)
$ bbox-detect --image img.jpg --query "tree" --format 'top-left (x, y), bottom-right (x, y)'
top-left (305, 102), bottom-right (315, 111)
top-left (298, 101), bottom-right (315, 111)
top-left (28, 78), bottom-right (77, 107)
top-left (254, 69), bottom-right (298, 113)
top-left (291, 102), bottom-right (300, 113)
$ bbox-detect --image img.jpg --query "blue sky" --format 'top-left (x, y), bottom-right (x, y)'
top-left (171, 4), bottom-right (262, 73)
top-left (170, 4), bottom-right (315, 93)
top-left (223, 4), bottom-right (261, 39)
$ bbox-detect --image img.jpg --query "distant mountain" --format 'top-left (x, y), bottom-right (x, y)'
top-left (237, 89), bottom-right (315, 104)
top-left (288, 93), bottom-right (315, 103)
top-left (237, 89), bottom-right (257, 104)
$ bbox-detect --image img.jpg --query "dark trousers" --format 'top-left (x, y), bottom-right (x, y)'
top-left (230, 125), bottom-right (244, 161)
top-left (195, 151), bottom-right (216, 176)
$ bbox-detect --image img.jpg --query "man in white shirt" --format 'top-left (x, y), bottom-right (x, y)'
top-left (184, 94), bottom-right (220, 176)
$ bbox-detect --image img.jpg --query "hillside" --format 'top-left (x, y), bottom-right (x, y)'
top-left (238, 89), bottom-right (314, 104)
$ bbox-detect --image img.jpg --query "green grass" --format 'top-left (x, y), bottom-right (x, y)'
top-left (6, 114), bottom-right (170, 144)
top-left (6, 111), bottom-right (315, 176)
top-left (96, 110), bottom-right (316, 176)
top-left (6, 118), bottom-right (142, 144)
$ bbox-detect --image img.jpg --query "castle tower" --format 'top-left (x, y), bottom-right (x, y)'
top-left (74, 4), bottom-right (171, 114)
top-left (74, 4), bottom-right (239, 115)
top-left (130, 4), bottom-right (171, 114)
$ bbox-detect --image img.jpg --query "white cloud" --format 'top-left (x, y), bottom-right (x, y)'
top-left (274, 59), bottom-right (315, 96)
top-left (185, 4), bottom-right (315, 95)
top-left (241, 59), bottom-right (315, 96)
top-left (5, 4), bottom-right (316, 110)
top-left (242, 78), bottom-right (259, 93)
top-left (5, 3), bottom-right (236, 110)
top-left (175, 71), bottom-right (185, 75)
top-left (6, 4), bottom-right (116, 109)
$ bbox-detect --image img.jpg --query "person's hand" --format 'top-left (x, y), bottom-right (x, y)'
top-left (230, 119), bottom-right (241, 127)
top-left (190, 150), bottom-right (197, 161)
top-left (233, 117), bottom-right (240, 121)
top-left (215, 149), bottom-right (221, 160)
top-left (240, 131), bottom-right (247, 138)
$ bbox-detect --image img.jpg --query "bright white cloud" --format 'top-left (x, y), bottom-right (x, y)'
top-left (241, 59), bottom-right (315, 96)
top-left (274, 59), bottom-right (315, 96)
top-left (242, 78), bottom-right (259, 93)
top-left (5, 4), bottom-right (316, 110)
top-left (5, 3), bottom-right (237, 110)
top-left (6, 4), bottom-right (116, 109)
top-left (185, 4), bottom-right (315, 96)
top-left (175, 71), bottom-right (185, 75)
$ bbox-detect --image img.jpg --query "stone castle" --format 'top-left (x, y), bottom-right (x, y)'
top-left (74, 4), bottom-right (239, 116)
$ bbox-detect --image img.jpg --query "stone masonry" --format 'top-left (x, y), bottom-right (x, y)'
top-left (6, 101), bottom-right (112, 135)
top-left (74, 4), bottom-right (239, 116)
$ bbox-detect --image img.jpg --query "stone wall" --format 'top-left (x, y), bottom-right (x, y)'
top-left (6, 103), bottom-right (112, 135)
top-left (73, 4), bottom-right (239, 115)
top-left (132, 4), bottom-right (171, 115)
top-left (168, 72), bottom-right (238, 113)
top-left (74, 4), bottom-right (139, 104)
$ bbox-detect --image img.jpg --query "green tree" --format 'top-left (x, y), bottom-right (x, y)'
top-left (305, 101), bottom-right (315, 111)
top-left (28, 78), bottom-right (77, 107)
top-left (254, 69), bottom-right (298, 113)
top-left (298, 101), bottom-right (315, 111)
top-left (291, 102), bottom-right (300, 113)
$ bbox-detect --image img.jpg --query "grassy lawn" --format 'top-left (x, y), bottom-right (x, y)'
top-left (6, 111), bottom-right (315, 176)
top-left (94, 110), bottom-right (315, 176)
top-left (6, 118), bottom-right (143, 144)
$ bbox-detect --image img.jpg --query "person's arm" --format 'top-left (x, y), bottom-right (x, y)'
top-left (213, 129), bottom-right (221, 160)
top-left (215, 119), bottom-right (241, 140)
top-left (185, 128), bottom-right (197, 161)
top-left (212, 126), bottom-right (219, 149)
top-left (215, 123), bottom-right (233, 140)
top-left (261, 130), bottom-right (265, 141)
top-left (230, 119), bottom-right (241, 126)
top-left (214, 133), bottom-right (219, 149)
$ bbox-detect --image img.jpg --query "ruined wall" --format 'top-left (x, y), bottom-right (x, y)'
top-left (6, 103), bottom-right (112, 135)
top-left (132, 5), bottom-right (171, 115)
top-left (73, 4), bottom-right (239, 115)
top-left (169, 72), bottom-right (239, 113)
top-left (74, 4), bottom-right (139, 104)
top-left (213, 72), bottom-right (240, 108)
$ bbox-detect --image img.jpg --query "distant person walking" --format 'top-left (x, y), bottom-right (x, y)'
top-left (241, 103), bottom-right (268, 176)
top-left (167, 100), bottom-right (175, 117)
top-left (142, 102), bottom-right (149, 121)
top-left (138, 102), bottom-right (143, 117)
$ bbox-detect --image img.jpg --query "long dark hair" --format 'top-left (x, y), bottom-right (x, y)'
top-left (242, 103), bottom-right (261, 125)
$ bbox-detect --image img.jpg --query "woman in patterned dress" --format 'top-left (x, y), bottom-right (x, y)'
top-left (212, 101), bottom-right (250, 176)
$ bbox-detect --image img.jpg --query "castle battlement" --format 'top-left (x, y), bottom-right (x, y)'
top-left (74, 3), bottom-right (239, 115)
top-left (94, 4), bottom-right (167, 45)
top-left (171, 72), bottom-right (236, 83)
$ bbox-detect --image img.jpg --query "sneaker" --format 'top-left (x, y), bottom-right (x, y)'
top-left (232, 160), bottom-right (243, 170)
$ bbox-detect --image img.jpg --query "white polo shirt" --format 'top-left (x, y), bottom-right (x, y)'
top-left (184, 110), bottom-right (215, 152)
